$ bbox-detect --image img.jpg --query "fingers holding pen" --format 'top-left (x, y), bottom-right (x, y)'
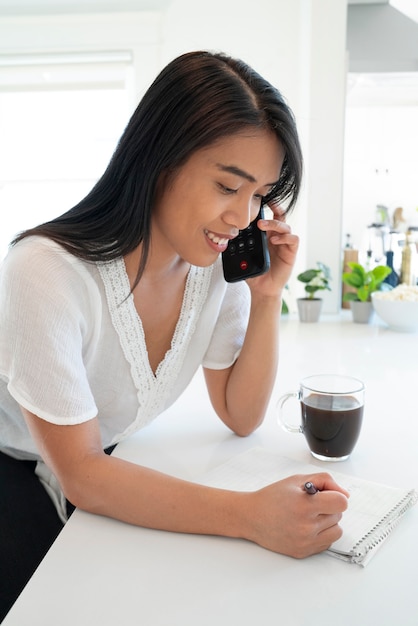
top-left (303, 473), bottom-right (350, 498)
top-left (302, 475), bottom-right (349, 534)
top-left (243, 473), bottom-right (349, 559)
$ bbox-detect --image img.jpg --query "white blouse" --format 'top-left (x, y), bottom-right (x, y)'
top-left (0, 237), bottom-right (251, 461)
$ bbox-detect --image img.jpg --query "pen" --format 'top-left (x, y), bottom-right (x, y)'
top-left (304, 481), bottom-right (319, 495)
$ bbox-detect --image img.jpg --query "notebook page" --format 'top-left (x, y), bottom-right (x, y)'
top-left (326, 472), bottom-right (415, 554)
top-left (198, 447), bottom-right (417, 565)
top-left (199, 448), bottom-right (309, 491)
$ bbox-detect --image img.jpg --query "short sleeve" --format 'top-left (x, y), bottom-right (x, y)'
top-left (0, 238), bottom-right (100, 424)
top-left (202, 279), bottom-right (250, 370)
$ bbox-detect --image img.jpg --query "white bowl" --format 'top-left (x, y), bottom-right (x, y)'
top-left (372, 287), bottom-right (418, 333)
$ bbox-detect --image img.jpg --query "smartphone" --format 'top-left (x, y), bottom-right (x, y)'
top-left (222, 205), bottom-right (270, 283)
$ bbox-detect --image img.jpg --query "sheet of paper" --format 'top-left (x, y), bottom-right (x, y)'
top-left (198, 447), bottom-right (417, 564)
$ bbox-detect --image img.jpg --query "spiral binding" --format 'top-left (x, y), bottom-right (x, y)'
top-left (349, 489), bottom-right (418, 565)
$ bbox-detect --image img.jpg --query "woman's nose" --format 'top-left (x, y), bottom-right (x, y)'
top-left (228, 199), bottom-right (260, 231)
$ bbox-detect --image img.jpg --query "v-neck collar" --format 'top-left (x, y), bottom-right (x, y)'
top-left (98, 257), bottom-right (213, 427)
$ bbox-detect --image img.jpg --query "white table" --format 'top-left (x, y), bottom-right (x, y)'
top-left (4, 314), bottom-right (418, 626)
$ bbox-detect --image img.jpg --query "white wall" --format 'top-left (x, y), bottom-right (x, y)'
top-left (343, 4), bottom-right (418, 275)
top-left (0, 0), bottom-right (348, 312)
top-left (300, 1), bottom-right (348, 312)
top-left (160, 0), bottom-right (348, 312)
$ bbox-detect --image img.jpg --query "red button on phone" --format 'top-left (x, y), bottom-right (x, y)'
top-left (240, 260), bottom-right (248, 270)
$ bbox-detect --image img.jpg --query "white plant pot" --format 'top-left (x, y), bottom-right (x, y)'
top-left (297, 298), bottom-right (322, 323)
top-left (350, 300), bottom-right (374, 324)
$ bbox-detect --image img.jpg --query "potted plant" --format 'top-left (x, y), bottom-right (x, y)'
top-left (342, 262), bottom-right (392, 323)
top-left (281, 284), bottom-right (290, 316)
top-left (296, 262), bottom-right (331, 322)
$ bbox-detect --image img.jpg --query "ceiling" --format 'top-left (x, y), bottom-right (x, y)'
top-left (0, 0), bottom-right (416, 24)
top-left (0, 0), bottom-right (172, 15)
top-left (0, 0), bottom-right (391, 17)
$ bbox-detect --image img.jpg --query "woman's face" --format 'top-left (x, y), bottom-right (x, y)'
top-left (152, 129), bottom-right (285, 267)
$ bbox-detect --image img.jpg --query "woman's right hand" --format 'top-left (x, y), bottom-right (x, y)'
top-left (21, 405), bottom-right (349, 559)
top-left (241, 473), bottom-right (349, 558)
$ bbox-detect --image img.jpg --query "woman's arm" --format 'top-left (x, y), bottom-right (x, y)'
top-left (22, 407), bottom-right (348, 559)
top-left (203, 292), bottom-right (282, 436)
top-left (204, 206), bottom-right (298, 436)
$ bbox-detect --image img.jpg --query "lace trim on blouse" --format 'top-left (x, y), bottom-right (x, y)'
top-left (98, 258), bottom-right (213, 440)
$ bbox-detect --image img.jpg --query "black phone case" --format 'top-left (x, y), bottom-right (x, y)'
top-left (222, 206), bottom-right (270, 283)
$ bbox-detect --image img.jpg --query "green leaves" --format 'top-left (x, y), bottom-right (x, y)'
top-left (297, 262), bottom-right (332, 300)
top-left (342, 262), bottom-right (392, 302)
top-left (298, 269), bottom-right (320, 283)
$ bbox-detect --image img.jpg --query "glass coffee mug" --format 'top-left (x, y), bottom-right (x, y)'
top-left (277, 374), bottom-right (365, 461)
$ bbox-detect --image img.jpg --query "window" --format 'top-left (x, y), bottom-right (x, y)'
top-left (0, 51), bottom-right (133, 259)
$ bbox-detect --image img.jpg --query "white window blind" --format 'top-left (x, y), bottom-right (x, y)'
top-left (0, 51), bottom-right (133, 259)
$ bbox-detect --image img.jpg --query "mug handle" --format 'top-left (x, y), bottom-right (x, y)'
top-left (277, 391), bottom-right (303, 434)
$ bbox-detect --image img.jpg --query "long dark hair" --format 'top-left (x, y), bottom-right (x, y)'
top-left (13, 50), bottom-right (303, 285)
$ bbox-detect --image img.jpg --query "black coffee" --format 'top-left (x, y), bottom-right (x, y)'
top-left (301, 393), bottom-right (363, 458)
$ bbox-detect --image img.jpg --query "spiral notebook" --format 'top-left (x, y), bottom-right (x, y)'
top-left (199, 447), bottom-right (418, 567)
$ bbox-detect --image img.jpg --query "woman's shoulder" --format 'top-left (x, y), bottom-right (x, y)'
top-left (1, 236), bottom-right (100, 296)
top-left (4, 235), bottom-right (78, 266)
top-left (4, 236), bottom-right (91, 276)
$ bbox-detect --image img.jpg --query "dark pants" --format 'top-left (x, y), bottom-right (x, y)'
top-left (0, 451), bottom-right (64, 622)
top-left (0, 446), bottom-right (115, 623)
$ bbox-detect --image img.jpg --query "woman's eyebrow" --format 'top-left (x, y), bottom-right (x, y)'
top-left (216, 163), bottom-right (278, 187)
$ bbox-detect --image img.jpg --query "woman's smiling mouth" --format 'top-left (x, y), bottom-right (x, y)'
top-left (204, 229), bottom-right (238, 253)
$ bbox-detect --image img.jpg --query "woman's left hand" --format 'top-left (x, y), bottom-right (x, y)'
top-left (209, 203), bottom-right (298, 434)
top-left (247, 203), bottom-right (299, 297)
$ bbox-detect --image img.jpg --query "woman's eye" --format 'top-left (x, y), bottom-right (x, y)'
top-left (219, 184), bottom-right (238, 195)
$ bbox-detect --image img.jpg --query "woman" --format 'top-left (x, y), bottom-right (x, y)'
top-left (0, 51), bottom-right (348, 619)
